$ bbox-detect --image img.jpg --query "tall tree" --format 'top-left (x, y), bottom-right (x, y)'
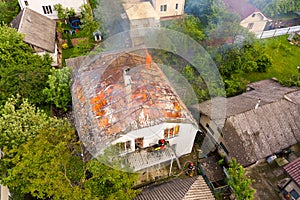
top-left (250, 0), bottom-right (300, 17)
top-left (43, 67), bottom-right (72, 111)
top-left (0, 0), bottom-right (20, 24)
top-left (226, 158), bottom-right (256, 200)
top-left (0, 98), bottom-right (139, 199)
top-left (0, 24), bottom-right (52, 105)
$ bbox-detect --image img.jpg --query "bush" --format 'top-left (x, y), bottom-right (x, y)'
top-left (62, 43), bottom-right (68, 49)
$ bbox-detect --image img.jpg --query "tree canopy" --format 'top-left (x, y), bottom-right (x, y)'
top-left (0, 0), bottom-right (19, 24)
top-left (0, 24), bottom-right (52, 105)
top-left (0, 98), bottom-right (139, 199)
top-left (43, 67), bottom-right (72, 111)
top-left (226, 158), bottom-right (256, 200)
top-left (250, 0), bottom-right (300, 17)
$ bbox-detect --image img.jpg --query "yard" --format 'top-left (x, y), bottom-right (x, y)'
top-left (240, 35), bottom-right (300, 83)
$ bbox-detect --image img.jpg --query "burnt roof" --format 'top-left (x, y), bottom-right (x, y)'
top-left (11, 8), bottom-right (56, 52)
top-left (223, 0), bottom-right (260, 20)
top-left (135, 176), bottom-right (215, 200)
top-left (68, 52), bottom-right (197, 154)
top-left (284, 157), bottom-right (300, 186)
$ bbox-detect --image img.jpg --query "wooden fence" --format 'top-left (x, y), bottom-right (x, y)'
top-left (255, 25), bottom-right (300, 39)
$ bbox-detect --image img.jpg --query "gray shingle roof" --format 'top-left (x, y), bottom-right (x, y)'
top-left (135, 176), bottom-right (215, 200)
top-left (223, 90), bottom-right (300, 166)
top-left (11, 8), bottom-right (56, 52)
top-left (198, 79), bottom-right (300, 166)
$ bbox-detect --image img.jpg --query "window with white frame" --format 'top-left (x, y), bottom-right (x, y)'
top-left (164, 125), bottom-right (180, 139)
top-left (160, 4), bottom-right (167, 12)
top-left (42, 5), bottom-right (52, 14)
top-left (116, 141), bottom-right (131, 152)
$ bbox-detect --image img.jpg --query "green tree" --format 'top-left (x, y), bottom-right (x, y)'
top-left (0, 98), bottom-right (139, 199)
top-left (168, 15), bottom-right (205, 42)
top-left (0, 24), bottom-right (52, 105)
top-left (226, 158), bottom-right (256, 200)
top-left (43, 67), bottom-right (72, 111)
top-left (0, 0), bottom-right (20, 24)
top-left (53, 4), bottom-right (68, 20)
top-left (250, 0), bottom-right (300, 17)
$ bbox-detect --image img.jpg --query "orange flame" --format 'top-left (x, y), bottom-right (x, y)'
top-left (145, 50), bottom-right (152, 68)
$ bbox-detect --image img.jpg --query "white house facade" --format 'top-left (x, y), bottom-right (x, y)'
top-left (69, 52), bottom-right (199, 171)
top-left (240, 11), bottom-right (271, 33)
top-left (150, 0), bottom-right (185, 18)
top-left (18, 0), bottom-right (87, 19)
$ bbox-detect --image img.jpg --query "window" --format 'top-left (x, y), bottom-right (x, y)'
top-left (164, 125), bottom-right (180, 138)
top-left (42, 5), bottom-right (52, 14)
top-left (247, 23), bottom-right (254, 29)
top-left (135, 137), bottom-right (144, 149)
top-left (252, 14), bottom-right (256, 17)
top-left (24, 0), bottom-right (28, 6)
top-left (175, 3), bottom-right (178, 10)
top-left (160, 4), bottom-right (167, 12)
top-left (116, 141), bottom-right (131, 152)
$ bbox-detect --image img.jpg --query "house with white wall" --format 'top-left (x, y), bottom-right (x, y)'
top-left (18, 0), bottom-right (87, 19)
top-left (149, 0), bottom-right (185, 19)
top-left (224, 0), bottom-right (271, 32)
top-left (12, 8), bottom-right (58, 66)
top-left (67, 51), bottom-right (199, 171)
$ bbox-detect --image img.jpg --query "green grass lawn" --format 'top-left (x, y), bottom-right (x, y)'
top-left (241, 35), bottom-right (300, 83)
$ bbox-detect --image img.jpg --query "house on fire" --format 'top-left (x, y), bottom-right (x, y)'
top-left (67, 51), bottom-right (199, 171)
top-left (198, 79), bottom-right (300, 166)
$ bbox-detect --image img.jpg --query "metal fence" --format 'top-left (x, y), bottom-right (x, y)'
top-left (255, 25), bottom-right (300, 39)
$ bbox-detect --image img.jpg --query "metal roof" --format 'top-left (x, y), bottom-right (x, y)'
top-left (135, 176), bottom-right (215, 200)
top-left (284, 157), bottom-right (300, 186)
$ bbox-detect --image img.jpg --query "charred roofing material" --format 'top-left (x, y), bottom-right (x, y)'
top-left (11, 8), bottom-right (56, 53)
top-left (68, 52), bottom-right (197, 155)
top-left (135, 176), bottom-right (215, 200)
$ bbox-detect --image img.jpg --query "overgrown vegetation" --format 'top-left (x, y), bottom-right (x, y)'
top-left (249, 0), bottom-right (300, 18)
top-left (226, 158), bottom-right (256, 200)
top-left (43, 67), bottom-right (72, 111)
top-left (0, 24), bottom-right (52, 105)
top-left (0, 0), bottom-right (19, 23)
top-left (0, 98), bottom-right (139, 199)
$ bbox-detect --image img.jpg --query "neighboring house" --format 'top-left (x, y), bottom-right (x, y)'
top-left (223, 0), bottom-right (271, 32)
top-left (134, 176), bottom-right (215, 200)
top-left (149, 0), bottom-right (185, 19)
top-left (11, 8), bottom-right (58, 66)
top-left (67, 51), bottom-right (199, 171)
top-left (17, 0), bottom-right (87, 19)
top-left (198, 79), bottom-right (300, 166)
top-left (123, 2), bottom-right (160, 46)
top-left (279, 157), bottom-right (300, 199)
